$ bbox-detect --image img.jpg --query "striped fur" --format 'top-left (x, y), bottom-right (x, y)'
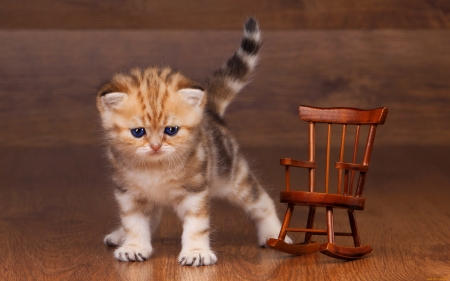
top-left (207, 17), bottom-right (261, 117)
top-left (97, 18), bottom-right (290, 267)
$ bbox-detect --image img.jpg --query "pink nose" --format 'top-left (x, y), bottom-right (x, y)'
top-left (150, 144), bottom-right (162, 151)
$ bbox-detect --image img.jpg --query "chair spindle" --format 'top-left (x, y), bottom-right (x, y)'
top-left (349, 125), bottom-right (361, 195)
top-left (355, 125), bottom-right (378, 197)
top-left (309, 122), bottom-right (316, 192)
top-left (337, 124), bottom-right (347, 195)
top-left (325, 123), bottom-right (331, 193)
top-left (285, 166), bottom-right (290, 191)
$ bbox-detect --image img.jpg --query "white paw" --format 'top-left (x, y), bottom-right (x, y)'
top-left (104, 228), bottom-right (125, 247)
top-left (284, 235), bottom-right (293, 244)
top-left (259, 233), bottom-right (293, 247)
top-left (258, 233), bottom-right (278, 247)
top-left (178, 249), bottom-right (217, 266)
top-left (114, 244), bottom-right (153, 262)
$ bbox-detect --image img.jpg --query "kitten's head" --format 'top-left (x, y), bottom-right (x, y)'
top-left (97, 67), bottom-right (205, 164)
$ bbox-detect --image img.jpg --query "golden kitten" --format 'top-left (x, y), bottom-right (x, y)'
top-left (97, 18), bottom-right (290, 266)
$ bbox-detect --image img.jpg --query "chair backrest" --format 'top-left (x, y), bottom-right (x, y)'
top-left (298, 105), bottom-right (388, 197)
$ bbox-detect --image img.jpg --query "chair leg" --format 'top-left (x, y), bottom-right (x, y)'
top-left (326, 207), bottom-right (335, 243)
top-left (267, 203), bottom-right (320, 255)
top-left (347, 209), bottom-right (361, 247)
top-left (278, 203), bottom-right (295, 241)
top-left (304, 206), bottom-right (316, 243)
top-left (319, 208), bottom-right (373, 260)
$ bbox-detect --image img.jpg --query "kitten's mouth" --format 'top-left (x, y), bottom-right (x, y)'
top-left (149, 150), bottom-right (163, 155)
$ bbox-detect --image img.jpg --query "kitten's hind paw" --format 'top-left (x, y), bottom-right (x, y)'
top-left (114, 244), bottom-right (153, 262)
top-left (259, 235), bottom-right (293, 247)
top-left (285, 235), bottom-right (293, 244)
top-left (104, 228), bottom-right (125, 247)
top-left (178, 250), bottom-right (217, 266)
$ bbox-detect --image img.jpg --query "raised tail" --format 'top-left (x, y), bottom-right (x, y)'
top-left (206, 18), bottom-right (262, 117)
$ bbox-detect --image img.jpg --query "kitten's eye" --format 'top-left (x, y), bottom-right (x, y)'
top-left (131, 128), bottom-right (146, 138)
top-left (164, 126), bottom-right (179, 136)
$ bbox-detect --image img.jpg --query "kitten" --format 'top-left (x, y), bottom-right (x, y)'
top-left (97, 18), bottom-right (290, 266)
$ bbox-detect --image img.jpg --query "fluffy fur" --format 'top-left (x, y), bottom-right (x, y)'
top-left (97, 18), bottom-right (290, 266)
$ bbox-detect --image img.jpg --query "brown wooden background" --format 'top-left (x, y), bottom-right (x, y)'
top-left (1, 0), bottom-right (450, 148)
top-left (1, 1), bottom-right (449, 280)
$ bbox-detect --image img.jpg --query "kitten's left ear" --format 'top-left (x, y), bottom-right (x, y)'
top-left (100, 92), bottom-right (128, 109)
top-left (178, 88), bottom-right (205, 107)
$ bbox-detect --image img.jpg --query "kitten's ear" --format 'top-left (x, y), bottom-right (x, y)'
top-left (178, 88), bottom-right (205, 107)
top-left (100, 92), bottom-right (128, 109)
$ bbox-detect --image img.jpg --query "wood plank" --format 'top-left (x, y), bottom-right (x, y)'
top-left (0, 145), bottom-right (448, 280)
top-left (0, 0), bottom-right (449, 29)
top-left (0, 30), bottom-right (449, 147)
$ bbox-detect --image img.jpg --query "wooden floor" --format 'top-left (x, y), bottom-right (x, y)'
top-left (0, 145), bottom-right (449, 280)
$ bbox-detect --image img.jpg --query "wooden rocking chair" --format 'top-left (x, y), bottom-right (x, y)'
top-left (267, 105), bottom-right (388, 260)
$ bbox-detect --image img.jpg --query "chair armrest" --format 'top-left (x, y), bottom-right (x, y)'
top-left (280, 158), bottom-right (316, 168)
top-left (335, 162), bottom-right (369, 172)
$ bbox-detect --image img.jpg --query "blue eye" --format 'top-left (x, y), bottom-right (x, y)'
top-left (131, 128), bottom-right (146, 138)
top-left (164, 126), bottom-right (179, 136)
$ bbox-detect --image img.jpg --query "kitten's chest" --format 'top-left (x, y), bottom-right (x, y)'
top-left (122, 167), bottom-right (183, 204)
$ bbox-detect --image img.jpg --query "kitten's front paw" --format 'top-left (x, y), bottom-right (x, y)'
top-left (104, 228), bottom-right (125, 247)
top-left (178, 249), bottom-right (217, 266)
top-left (114, 244), bottom-right (153, 262)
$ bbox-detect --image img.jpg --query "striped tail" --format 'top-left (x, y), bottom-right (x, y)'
top-left (206, 18), bottom-right (262, 117)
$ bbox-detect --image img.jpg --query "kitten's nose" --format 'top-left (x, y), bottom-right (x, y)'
top-left (150, 144), bottom-right (162, 152)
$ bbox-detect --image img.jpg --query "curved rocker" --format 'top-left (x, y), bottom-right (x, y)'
top-left (266, 238), bottom-right (320, 255)
top-left (319, 243), bottom-right (373, 260)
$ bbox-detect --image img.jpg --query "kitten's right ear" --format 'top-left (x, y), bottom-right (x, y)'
top-left (100, 92), bottom-right (128, 109)
top-left (178, 88), bottom-right (205, 108)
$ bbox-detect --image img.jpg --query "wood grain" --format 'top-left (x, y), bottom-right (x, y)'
top-left (0, 145), bottom-right (449, 280)
top-left (1, 30), bottom-right (449, 147)
top-left (299, 106), bottom-right (388, 124)
top-left (279, 191), bottom-right (366, 210)
top-left (0, 0), bottom-right (449, 29)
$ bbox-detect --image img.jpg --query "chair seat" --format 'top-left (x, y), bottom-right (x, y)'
top-left (280, 191), bottom-right (365, 210)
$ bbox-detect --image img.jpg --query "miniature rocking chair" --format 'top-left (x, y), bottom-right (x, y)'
top-left (267, 105), bottom-right (388, 260)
